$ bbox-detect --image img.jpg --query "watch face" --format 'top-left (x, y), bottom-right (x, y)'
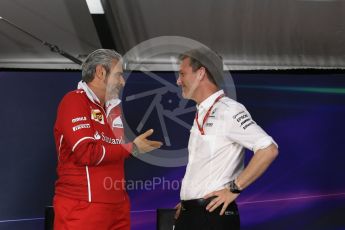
top-left (230, 180), bottom-right (241, 193)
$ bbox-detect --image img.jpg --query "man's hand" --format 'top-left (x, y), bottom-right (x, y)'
top-left (174, 202), bottom-right (182, 219)
top-left (133, 129), bottom-right (163, 153)
top-left (204, 188), bottom-right (239, 215)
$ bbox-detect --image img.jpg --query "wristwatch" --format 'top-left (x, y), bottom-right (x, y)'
top-left (228, 180), bottom-right (242, 194)
top-left (131, 143), bottom-right (140, 157)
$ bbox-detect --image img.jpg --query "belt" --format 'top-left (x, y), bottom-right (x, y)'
top-left (181, 196), bottom-right (238, 212)
top-left (181, 196), bottom-right (217, 210)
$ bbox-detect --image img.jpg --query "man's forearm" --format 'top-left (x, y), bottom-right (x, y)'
top-left (235, 144), bottom-right (278, 190)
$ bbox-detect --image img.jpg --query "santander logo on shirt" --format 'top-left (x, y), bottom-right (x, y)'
top-left (94, 131), bottom-right (123, 144)
top-left (94, 131), bottom-right (101, 140)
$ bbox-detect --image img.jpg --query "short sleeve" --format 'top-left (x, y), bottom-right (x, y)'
top-left (224, 102), bottom-right (277, 153)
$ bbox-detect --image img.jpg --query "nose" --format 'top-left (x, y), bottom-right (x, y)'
top-left (176, 75), bottom-right (182, 86)
top-left (120, 75), bottom-right (125, 87)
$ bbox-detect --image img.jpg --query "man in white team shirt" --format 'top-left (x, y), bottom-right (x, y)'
top-left (174, 47), bottom-right (279, 230)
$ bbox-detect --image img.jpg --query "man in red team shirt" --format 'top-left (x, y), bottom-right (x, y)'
top-left (53, 49), bottom-right (162, 230)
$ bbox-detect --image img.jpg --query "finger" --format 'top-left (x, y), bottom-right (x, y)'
top-left (141, 141), bottom-right (163, 152)
top-left (219, 202), bottom-right (229, 216)
top-left (174, 203), bottom-right (181, 209)
top-left (146, 140), bottom-right (163, 147)
top-left (140, 129), bottom-right (154, 138)
top-left (209, 199), bottom-right (224, 212)
top-left (174, 204), bottom-right (181, 219)
top-left (174, 209), bottom-right (180, 219)
top-left (205, 197), bottom-right (220, 210)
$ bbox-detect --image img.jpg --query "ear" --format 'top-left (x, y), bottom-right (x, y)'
top-left (95, 65), bottom-right (106, 80)
top-left (197, 67), bottom-right (206, 80)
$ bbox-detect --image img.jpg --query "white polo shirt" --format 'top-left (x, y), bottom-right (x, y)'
top-left (180, 90), bottom-right (277, 200)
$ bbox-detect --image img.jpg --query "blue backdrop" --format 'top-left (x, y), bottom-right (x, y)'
top-left (0, 70), bottom-right (344, 230)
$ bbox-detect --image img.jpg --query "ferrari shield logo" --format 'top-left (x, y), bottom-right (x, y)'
top-left (91, 109), bottom-right (105, 124)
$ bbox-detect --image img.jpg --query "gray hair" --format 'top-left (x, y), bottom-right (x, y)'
top-left (81, 49), bottom-right (122, 83)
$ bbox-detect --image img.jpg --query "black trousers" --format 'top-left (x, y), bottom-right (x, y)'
top-left (174, 197), bottom-right (240, 230)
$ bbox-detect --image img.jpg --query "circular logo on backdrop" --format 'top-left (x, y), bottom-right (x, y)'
top-left (114, 36), bottom-right (236, 167)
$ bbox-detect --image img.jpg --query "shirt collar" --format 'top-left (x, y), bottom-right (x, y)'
top-left (105, 98), bottom-right (122, 117)
top-left (105, 98), bottom-right (121, 108)
top-left (197, 89), bottom-right (225, 112)
top-left (77, 80), bottom-right (101, 104)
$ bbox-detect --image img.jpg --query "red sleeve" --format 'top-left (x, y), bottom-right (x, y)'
top-left (56, 92), bottom-right (132, 166)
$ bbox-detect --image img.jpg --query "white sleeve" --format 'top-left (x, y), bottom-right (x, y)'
top-left (225, 102), bottom-right (277, 153)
